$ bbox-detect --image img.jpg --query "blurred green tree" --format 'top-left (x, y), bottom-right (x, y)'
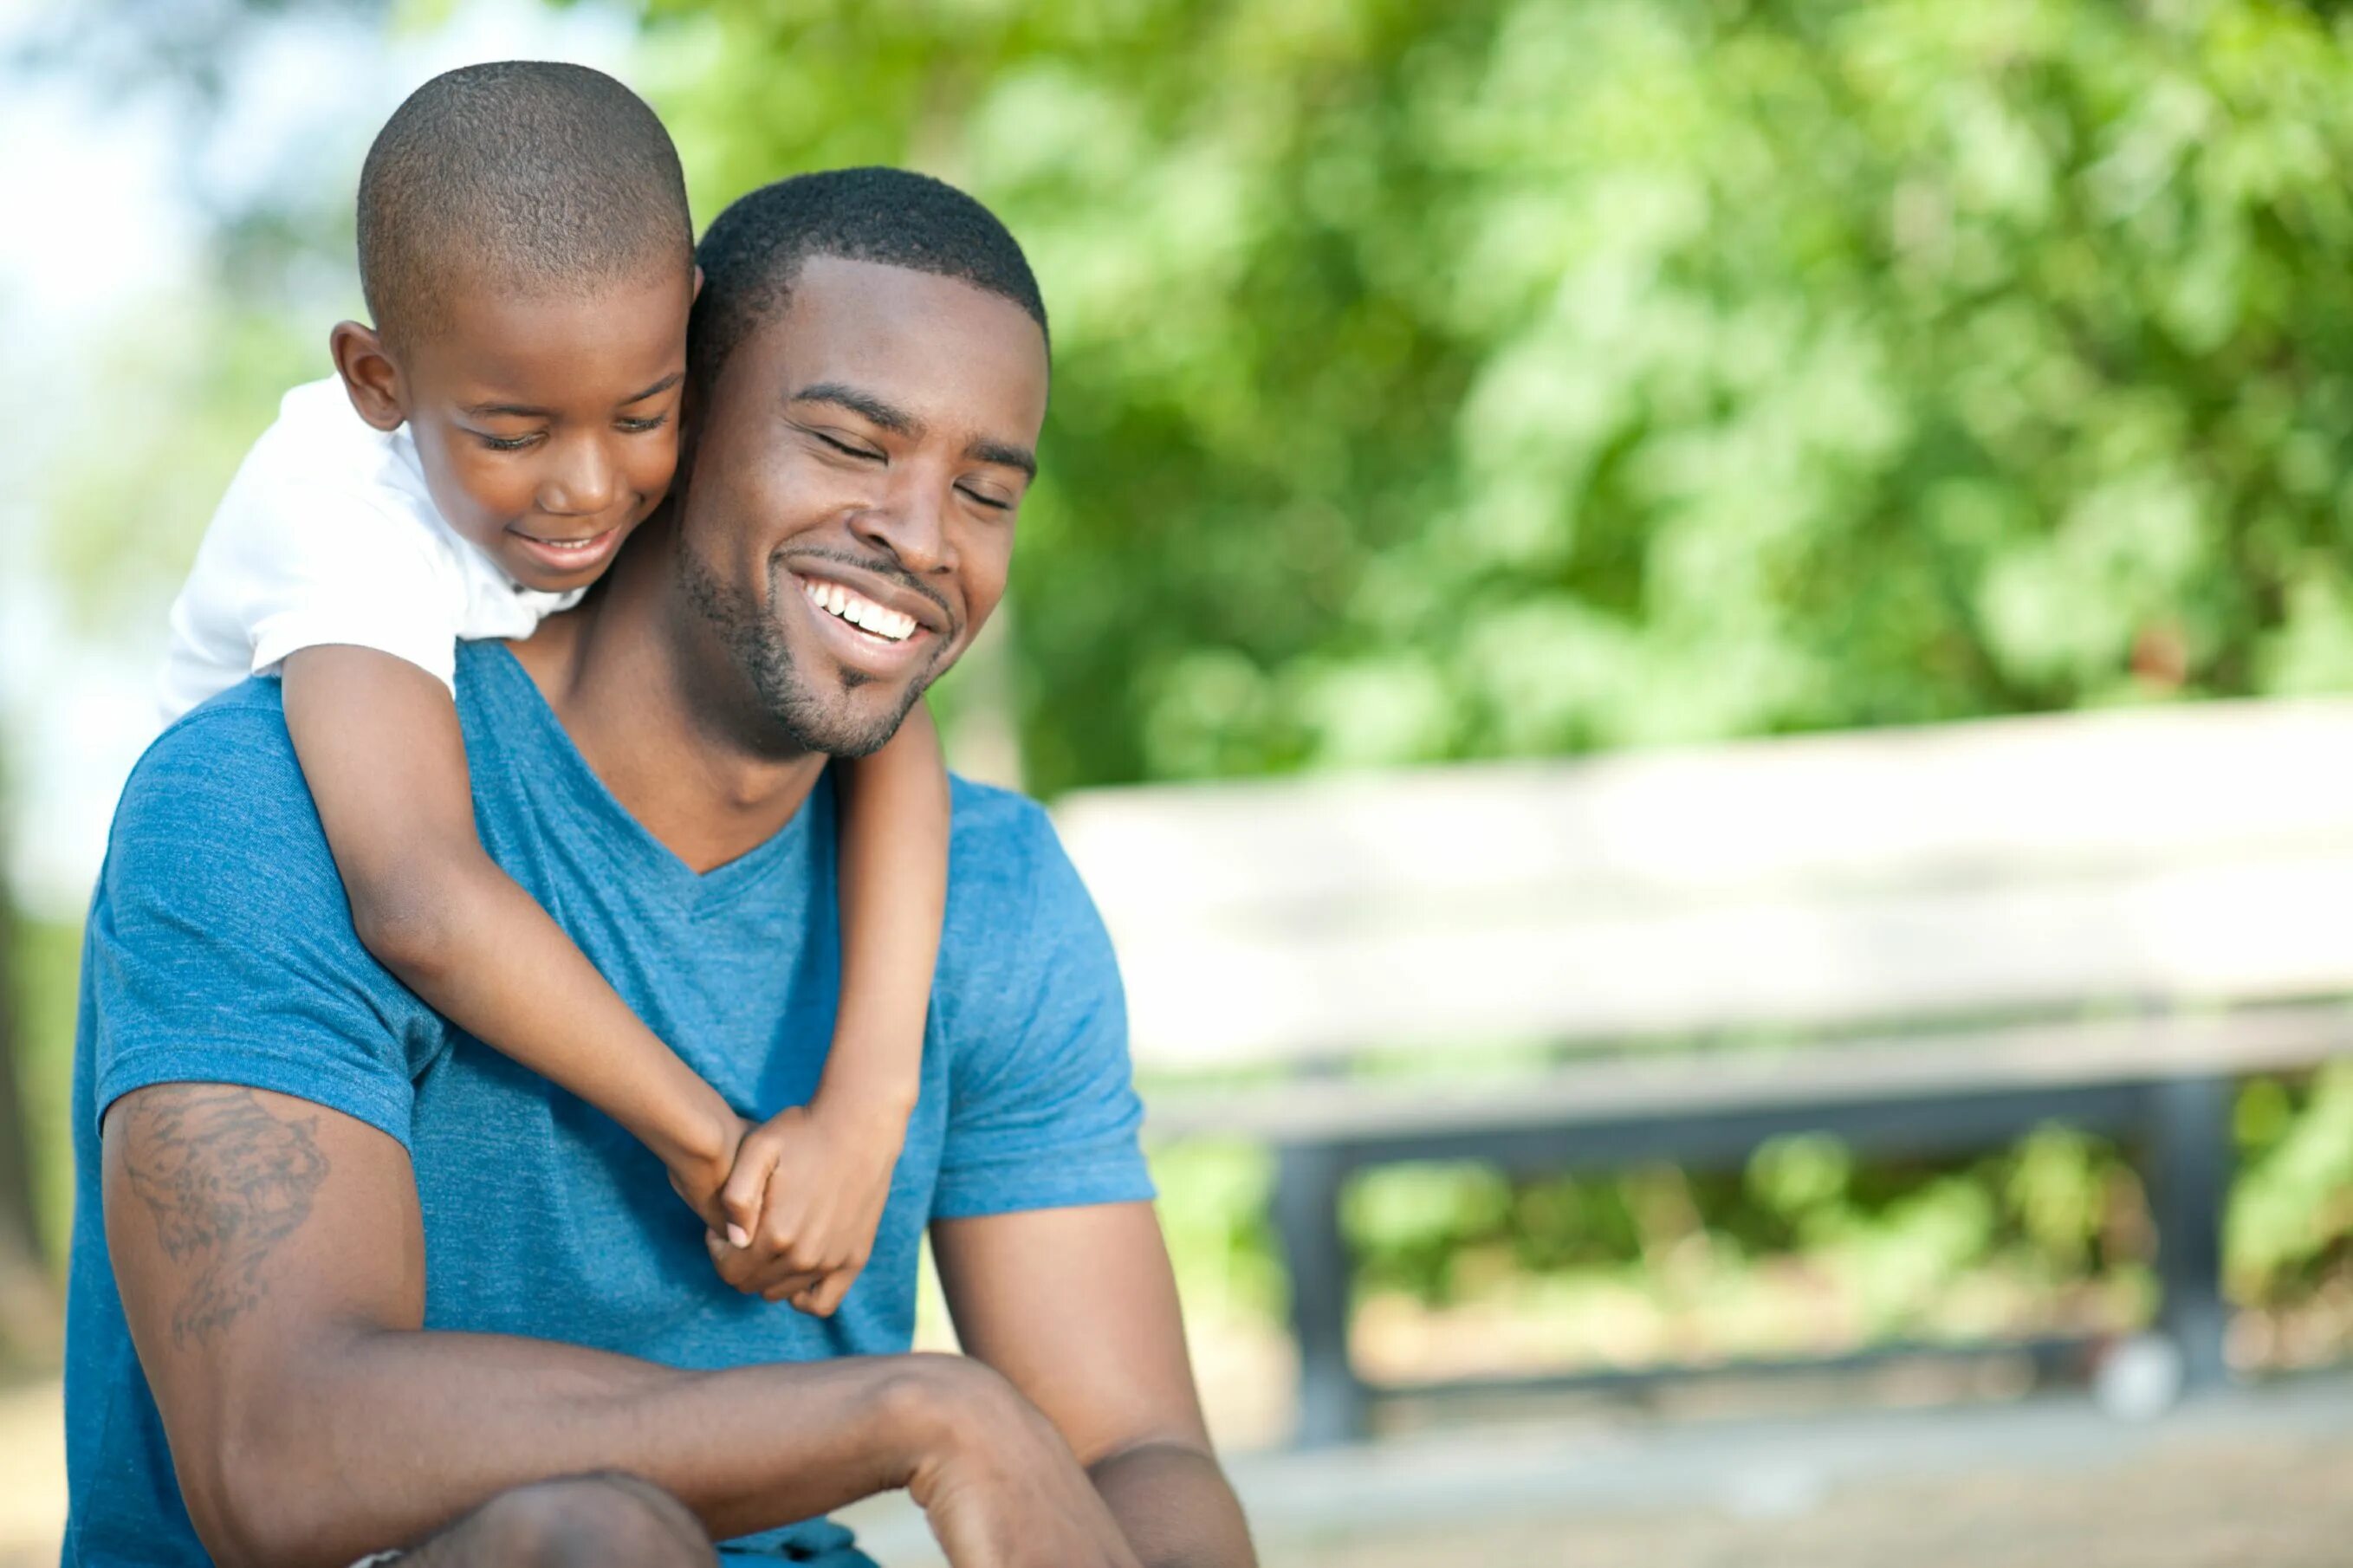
top-left (0, 810), bottom-right (60, 1364)
top-left (641, 0), bottom-right (2353, 795)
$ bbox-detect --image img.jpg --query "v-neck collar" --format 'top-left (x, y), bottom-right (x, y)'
top-left (467, 641), bottom-right (826, 911)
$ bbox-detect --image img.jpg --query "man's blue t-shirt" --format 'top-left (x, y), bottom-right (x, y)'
top-left (62, 641), bottom-right (1154, 1565)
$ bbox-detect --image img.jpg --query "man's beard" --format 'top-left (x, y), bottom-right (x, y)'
top-left (678, 543), bottom-right (943, 758)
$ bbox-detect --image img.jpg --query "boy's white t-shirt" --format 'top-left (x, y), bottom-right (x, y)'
top-left (158, 376), bottom-right (585, 721)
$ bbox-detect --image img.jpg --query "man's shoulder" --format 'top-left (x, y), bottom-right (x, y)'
top-left (102, 680), bottom-right (328, 908)
top-left (930, 776), bottom-right (1149, 1213)
top-left (945, 773), bottom-right (1052, 847)
top-left (127, 680), bottom-right (304, 812)
top-left (89, 670), bottom-right (435, 1160)
top-left (943, 774), bottom-right (1075, 913)
top-left (125, 655), bottom-right (517, 856)
top-left (937, 775), bottom-right (1115, 1007)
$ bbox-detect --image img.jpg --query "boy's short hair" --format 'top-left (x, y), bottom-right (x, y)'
top-left (690, 166), bottom-right (1048, 393)
top-left (358, 61), bottom-right (692, 347)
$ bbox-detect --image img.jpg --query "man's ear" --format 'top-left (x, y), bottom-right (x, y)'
top-left (692, 264), bottom-right (704, 303)
top-left (328, 321), bottom-right (407, 432)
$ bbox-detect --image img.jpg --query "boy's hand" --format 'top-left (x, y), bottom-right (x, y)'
top-left (660, 1112), bottom-right (755, 1247)
top-left (715, 1095), bottom-right (908, 1316)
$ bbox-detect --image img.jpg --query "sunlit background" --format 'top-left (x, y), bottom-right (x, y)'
top-left (10, 2), bottom-right (2353, 1564)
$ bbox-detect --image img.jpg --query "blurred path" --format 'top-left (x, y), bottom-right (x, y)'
top-left (843, 1374), bottom-right (2353, 1567)
top-left (0, 1377), bottom-right (62, 1568)
top-left (11, 1372), bottom-right (2353, 1565)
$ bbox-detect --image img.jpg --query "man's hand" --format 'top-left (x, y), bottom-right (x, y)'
top-left (937, 1205), bottom-right (1258, 1568)
top-left (710, 1095), bottom-right (905, 1315)
top-left (897, 1359), bottom-right (1145, 1568)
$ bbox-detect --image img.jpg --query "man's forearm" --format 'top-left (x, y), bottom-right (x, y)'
top-left (1091, 1441), bottom-right (1257, 1568)
top-left (212, 1325), bottom-right (955, 1565)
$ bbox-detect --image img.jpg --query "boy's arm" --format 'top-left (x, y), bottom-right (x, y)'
top-left (281, 645), bottom-right (742, 1225)
top-left (826, 697), bottom-right (948, 1115)
top-left (718, 701), bottom-right (948, 1312)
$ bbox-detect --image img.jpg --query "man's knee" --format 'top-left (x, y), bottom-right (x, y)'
top-left (426, 1473), bottom-right (714, 1568)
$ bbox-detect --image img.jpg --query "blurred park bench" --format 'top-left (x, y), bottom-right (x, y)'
top-left (1053, 697), bottom-right (2353, 1446)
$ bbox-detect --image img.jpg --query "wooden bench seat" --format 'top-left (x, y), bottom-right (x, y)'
top-left (1053, 698), bottom-right (2353, 1444)
top-left (1144, 1003), bottom-right (2353, 1144)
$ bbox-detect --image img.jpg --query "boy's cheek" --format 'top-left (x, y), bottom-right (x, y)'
top-left (635, 434), bottom-right (684, 502)
top-left (422, 437), bottom-right (535, 541)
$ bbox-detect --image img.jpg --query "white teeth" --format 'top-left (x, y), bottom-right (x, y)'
top-left (800, 577), bottom-right (914, 642)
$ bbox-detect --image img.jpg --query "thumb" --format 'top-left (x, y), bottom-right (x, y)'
top-left (719, 1141), bottom-right (772, 1250)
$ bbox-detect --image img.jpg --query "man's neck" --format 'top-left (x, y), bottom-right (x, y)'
top-left (508, 522), bottom-right (830, 874)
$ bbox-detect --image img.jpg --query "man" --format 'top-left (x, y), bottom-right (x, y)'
top-left (64, 167), bottom-right (1257, 1568)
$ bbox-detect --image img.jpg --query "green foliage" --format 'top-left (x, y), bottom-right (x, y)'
top-left (1338, 1131), bottom-right (2156, 1334)
top-left (1146, 1139), bottom-right (1282, 1320)
top-left (642, 0), bottom-right (2353, 795)
top-left (10, 922), bottom-right (81, 1271)
top-left (38, 304), bottom-right (323, 633)
top-left (2229, 1061), bottom-right (2353, 1296)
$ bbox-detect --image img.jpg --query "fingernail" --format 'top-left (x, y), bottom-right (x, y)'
top-left (728, 1223), bottom-right (751, 1249)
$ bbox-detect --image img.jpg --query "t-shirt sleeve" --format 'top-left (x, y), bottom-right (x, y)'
top-left (931, 797), bottom-right (1156, 1221)
top-left (232, 478), bottom-right (466, 692)
top-left (175, 406), bottom-right (470, 697)
top-left (86, 700), bottom-right (437, 1145)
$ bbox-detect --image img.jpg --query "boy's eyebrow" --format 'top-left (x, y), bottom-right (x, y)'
top-left (463, 371), bottom-right (684, 421)
top-left (788, 381), bottom-right (920, 436)
top-left (619, 371), bottom-right (684, 405)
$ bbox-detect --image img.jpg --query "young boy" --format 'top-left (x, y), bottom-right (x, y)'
top-left (157, 61), bottom-right (938, 1319)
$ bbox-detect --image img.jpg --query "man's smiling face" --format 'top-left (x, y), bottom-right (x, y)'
top-left (673, 254), bottom-right (1049, 756)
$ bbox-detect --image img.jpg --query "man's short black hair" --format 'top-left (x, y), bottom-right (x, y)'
top-left (690, 166), bottom-right (1048, 391)
top-left (358, 61), bottom-right (692, 346)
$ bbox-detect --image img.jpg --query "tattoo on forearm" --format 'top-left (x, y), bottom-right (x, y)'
top-left (122, 1085), bottom-right (330, 1347)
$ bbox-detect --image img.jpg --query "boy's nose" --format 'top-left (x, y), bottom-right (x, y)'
top-left (540, 441), bottom-right (619, 517)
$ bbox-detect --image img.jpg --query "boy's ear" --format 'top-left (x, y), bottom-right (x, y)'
top-left (692, 264), bottom-right (704, 302)
top-left (328, 321), bottom-right (406, 431)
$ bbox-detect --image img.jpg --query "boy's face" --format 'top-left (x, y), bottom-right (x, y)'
top-left (342, 262), bottom-right (695, 594)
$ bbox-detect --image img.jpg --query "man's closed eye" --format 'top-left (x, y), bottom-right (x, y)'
top-left (811, 429), bottom-right (884, 462)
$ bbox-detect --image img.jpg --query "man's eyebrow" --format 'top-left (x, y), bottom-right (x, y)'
top-left (788, 381), bottom-right (920, 436)
top-left (966, 436), bottom-right (1037, 479)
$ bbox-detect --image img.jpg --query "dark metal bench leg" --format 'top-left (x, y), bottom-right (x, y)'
top-left (1274, 1142), bottom-right (1364, 1447)
top-left (2149, 1074), bottom-right (2233, 1390)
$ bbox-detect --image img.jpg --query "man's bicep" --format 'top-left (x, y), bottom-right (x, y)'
top-left (103, 1084), bottom-right (423, 1527)
top-left (931, 1202), bottom-right (1210, 1464)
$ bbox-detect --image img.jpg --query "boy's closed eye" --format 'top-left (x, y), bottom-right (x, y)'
top-left (469, 412), bottom-right (671, 452)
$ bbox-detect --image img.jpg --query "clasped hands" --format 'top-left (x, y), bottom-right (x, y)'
top-left (667, 1095), bottom-right (904, 1317)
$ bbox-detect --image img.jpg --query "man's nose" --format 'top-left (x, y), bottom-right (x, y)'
top-left (850, 470), bottom-right (951, 575)
top-left (538, 436), bottom-right (619, 518)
